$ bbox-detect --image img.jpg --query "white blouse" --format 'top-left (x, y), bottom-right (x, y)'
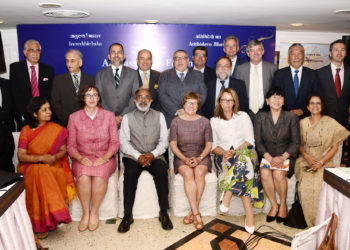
top-left (210, 111), bottom-right (255, 151)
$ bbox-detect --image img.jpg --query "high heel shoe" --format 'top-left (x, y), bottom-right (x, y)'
top-left (193, 212), bottom-right (204, 230)
top-left (266, 206), bottom-right (279, 222)
top-left (219, 203), bottom-right (229, 213)
top-left (244, 223), bottom-right (254, 234)
top-left (182, 210), bottom-right (194, 225)
top-left (276, 216), bottom-right (286, 224)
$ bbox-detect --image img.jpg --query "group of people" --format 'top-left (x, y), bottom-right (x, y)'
top-left (0, 35), bottom-right (349, 239)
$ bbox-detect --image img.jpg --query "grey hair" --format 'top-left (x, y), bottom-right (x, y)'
top-left (223, 35), bottom-right (239, 48)
top-left (137, 49), bottom-right (153, 60)
top-left (24, 40), bottom-right (41, 51)
top-left (247, 39), bottom-right (264, 51)
top-left (65, 49), bottom-right (83, 59)
top-left (288, 43), bottom-right (304, 53)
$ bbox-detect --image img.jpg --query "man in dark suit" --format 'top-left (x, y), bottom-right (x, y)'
top-left (136, 49), bottom-right (161, 111)
top-left (191, 46), bottom-right (216, 87)
top-left (223, 35), bottom-right (244, 76)
top-left (95, 43), bottom-right (139, 126)
top-left (158, 49), bottom-right (207, 127)
top-left (317, 39), bottom-right (350, 166)
top-left (10, 39), bottom-right (54, 130)
top-left (202, 56), bottom-right (249, 119)
top-left (235, 39), bottom-right (277, 122)
top-left (51, 49), bottom-right (95, 127)
top-left (0, 77), bottom-right (15, 172)
top-left (273, 43), bottom-right (319, 118)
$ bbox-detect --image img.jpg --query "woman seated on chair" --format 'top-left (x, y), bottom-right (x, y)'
top-left (254, 86), bottom-right (300, 224)
top-left (17, 97), bottom-right (76, 239)
top-left (211, 88), bottom-right (264, 234)
top-left (169, 92), bottom-right (213, 230)
top-left (67, 85), bottom-right (119, 232)
top-left (295, 94), bottom-right (350, 226)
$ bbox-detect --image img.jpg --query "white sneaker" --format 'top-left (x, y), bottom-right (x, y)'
top-left (244, 223), bottom-right (254, 234)
top-left (219, 203), bottom-right (229, 213)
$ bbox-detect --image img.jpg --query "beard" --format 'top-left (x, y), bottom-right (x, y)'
top-left (136, 102), bottom-right (151, 112)
top-left (216, 71), bottom-right (229, 81)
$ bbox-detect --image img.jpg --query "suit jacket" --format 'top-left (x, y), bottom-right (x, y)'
top-left (10, 60), bottom-right (54, 130)
top-left (51, 72), bottom-right (95, 127)
top-left (231, 57), bottom-right (244, 77)
top-left (273, 66), bottom-right (319, 112)
top-left (137, 69), bottom-right (161, 111)
top-left (158, 68), bottom-right (207, 127)
top-left (202, 77), bottom-right (249, 119)
top-left (254, 110), bottom-right (300, 176)
top-left (317, 64), bottom-right (350, 127)
top-left (95, 65), bottom-right (139, 116)
top-left (0, 77), bottom-right (15, 131)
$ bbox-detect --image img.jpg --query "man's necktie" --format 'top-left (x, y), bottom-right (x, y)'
top-left (30, 65), bottom-right (40, 97)
top-left (251, 65), bottom-right (259, 114)
top-left (73, 74), bottom-right (79, 93)
top-left (115, 68), bottom-right (120, 88)
top-left (294, 70), bottom-right (299, 96)
top-left (180, 72), bottom-right (185, 82)
top-left (335, 68), bottom-right (341, 97)
top-left (143, 71), bottom-right (149, 88)
top-left (220, 80), bottom-right (225, 91)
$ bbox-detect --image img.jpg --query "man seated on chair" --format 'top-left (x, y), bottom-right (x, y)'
top-left (118, 88), bottom-right (172, 233)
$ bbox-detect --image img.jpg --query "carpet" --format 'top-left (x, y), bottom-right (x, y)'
top-left (165, 218), bottom-right (292, 250)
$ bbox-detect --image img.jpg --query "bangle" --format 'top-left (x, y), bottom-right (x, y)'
top-left (320, 160), bottom-right (324, 165)
top-left (199, 155), bottom-right (204, 160)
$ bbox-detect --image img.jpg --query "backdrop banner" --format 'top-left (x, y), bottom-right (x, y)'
top-left (17, 23), bottom-right (276, 76)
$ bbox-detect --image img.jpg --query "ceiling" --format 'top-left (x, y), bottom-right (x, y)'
top-left (0, 0), bottom-right (350, 32)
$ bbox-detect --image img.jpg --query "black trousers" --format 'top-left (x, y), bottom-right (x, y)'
top-left (123, 157), bottom-right (169, 214)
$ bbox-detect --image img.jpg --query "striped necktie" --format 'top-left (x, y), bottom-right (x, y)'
top-left (115, 68), bottom-right (120, 88)
top-left (30, 65), bottom-right (40, 97)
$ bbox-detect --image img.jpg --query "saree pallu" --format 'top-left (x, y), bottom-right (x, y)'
top-left (17, 122), bottom-right (76, 233)
top-left (215, 146), bottom-right (265, 208)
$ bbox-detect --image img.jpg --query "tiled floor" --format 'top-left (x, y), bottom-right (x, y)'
top-left (40, 213), bottom-right (304, 250)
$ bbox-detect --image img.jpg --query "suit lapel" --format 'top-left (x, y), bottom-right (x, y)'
top-left (262, 62), bottom-right (269, 95)
top-left (245, 63), bottom-right (250, 94)
top-left (108, 66), bottom-right (116, 86)
top-left (22, 61), bottom-right (32, 95)
top-left (325, 65), bottom-right (339, 98)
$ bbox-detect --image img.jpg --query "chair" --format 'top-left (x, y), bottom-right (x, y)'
top-left (169, 149), bottom-right (217, 217)
top-left (117, 153), bottom-right (160, 219)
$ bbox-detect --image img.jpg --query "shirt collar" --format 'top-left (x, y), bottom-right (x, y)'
top-left (193, 66), bottom-right (205, 73)
top-left (175, 68), bottom-right (188, 76)
top-left (70, 70), bottom-right (81, 78)
top-left (250, 61), bottom-right (262, 68)
top-left (331, 62), bottom-right (344, 71)
top-left (79, 107), bottom-right (104, 121)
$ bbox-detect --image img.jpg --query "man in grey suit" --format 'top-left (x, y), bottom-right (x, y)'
top-left (158, 50), bottom-right (207, 127)
top-left (96, 43), bottom-right (139, 126)
top-left (235, 39), bottom-right (277, 121)
top-left (51, 49), bottom-right (95, 127)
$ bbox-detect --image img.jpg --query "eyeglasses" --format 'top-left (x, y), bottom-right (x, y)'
top-left (217, 64), bottom-right (231, 69)
top-left (136, 95), bottom-right (151, 101)
top-left (194, 54), bottom-right (206, 58)
top-left (27, 49), bottom-right (41, 53)
top-left (185, 101), bottom-right (198, 106)
top-left (85, 93), bottom-right (98, 99)
top-left (174, 56), bottom-right (188, 61)
top-left (220, 99), bottom-right (234, 104)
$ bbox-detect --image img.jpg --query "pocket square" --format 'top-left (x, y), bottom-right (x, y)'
top-left (42, 78), bottom-right (49, 81)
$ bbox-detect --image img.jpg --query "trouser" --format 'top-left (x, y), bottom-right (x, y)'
top-left (123, 157), bottom-right (169, 214)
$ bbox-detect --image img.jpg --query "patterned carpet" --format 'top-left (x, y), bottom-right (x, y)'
top-left (165, 218), bottom-right (292, 250)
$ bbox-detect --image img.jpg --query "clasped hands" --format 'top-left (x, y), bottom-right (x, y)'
top-left (265, 155), bottom-right (285, 169)
top-left (80, 157), bottom-right (108, 167)
top-left (304, 154), bottom-right (322, 172)
top-left (222, 149), bottom-right (236, 162)
top-left (137, 153), bottom-right (155, 167)
top-left (184, 156), bottom-right (202, 168)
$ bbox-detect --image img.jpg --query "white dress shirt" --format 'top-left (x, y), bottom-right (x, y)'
top-left (112, 64), bottom-right (123, 77)
top-left (175, 68), bottom-right (188, 79)
top-left (249, 62), bottom-right (264, 109)
top-left (193, 66), bottom-right (205, 73)
top-left (331, 63), bottom-right (345, 89)
top-left (231, 56), bottom-right (237, 75)
top-left (26, 60), bottom-right (39, 82)
top-left (138, 69), bottom-right (150, 85)
top-left (119, 111), bottom-right (168, 160)
top-left (210, 111), bottom-right (255, 151)
top-left (290, 66), bottom-right (303, 86)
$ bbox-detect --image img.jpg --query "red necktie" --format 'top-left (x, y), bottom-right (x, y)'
top-left (334, 68), bottom-right (341, 98)
top-left (30, 65), bottom-right (40, 97)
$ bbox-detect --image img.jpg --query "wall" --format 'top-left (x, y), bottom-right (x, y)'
top-left (0, 28), bottom-right (348, 79)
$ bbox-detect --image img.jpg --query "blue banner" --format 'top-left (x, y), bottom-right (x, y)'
top-left (17, 23), bottom-right (275, 76)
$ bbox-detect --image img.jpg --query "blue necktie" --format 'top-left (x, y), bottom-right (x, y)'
top-left (293, 70), bottom-right (299, 96)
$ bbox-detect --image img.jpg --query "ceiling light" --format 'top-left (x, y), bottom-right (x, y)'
top-left (39, 2), bottom-right (62, 8)
top-left (144, 20), bottom-right (159, 24)
top-left (43, 10), bottom-right (90, 18)
top-left (0, 20), bottom-right (4, 24)
top-left (335, 9), bottom-right (350, 15)
top-left (291, 23), bottom-right (304, 27)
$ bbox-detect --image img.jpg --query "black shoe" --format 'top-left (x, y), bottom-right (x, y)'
top-left (276, 216), bottom-right (286, 224)
top-left (118, 214), bottom-right (134, 233)
top-left (266, 207), bottom-right (279, 222)
top-left (159, 211), bottom-right (173, 230)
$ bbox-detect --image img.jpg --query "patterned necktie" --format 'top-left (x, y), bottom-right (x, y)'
top-left (115, 68), bottom-right (120, 88)
top-left (251, 65), bottom-right (259, 114)
top-left (180, 72), bottom-right (185, 82)
top-left (335, 68), bottom-right (341, 97)
top-left (220, 80), bottom-right (225, 91)
top-left (294, 70), bottom-right (299, 96)
top-left (73, 74), bottom-right (79, 93)
top-left (143, 71), bottom-right (149, 88)
top-left (30, 65), bottom-right (40, 97)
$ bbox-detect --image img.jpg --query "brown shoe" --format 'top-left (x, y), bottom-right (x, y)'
top-left (36, 231), bottom-right (49, 239)
top-left (193, 212), bottom-right (204, 230)
top-left (182, 210), bottom-right (194, 224)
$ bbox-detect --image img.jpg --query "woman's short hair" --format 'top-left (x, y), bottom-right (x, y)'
top-left (262, 86), bottom-right (286, 111)
top-left (78, 85), bottom-right (102, 108)
top-left (26, 96), bottom-right (50, 128)
top-left (214, 88), bottom-right (240, 120)
top-left (305, 93), bottom-right (327, 116)
top-left (182, 91), bottom-right (201, 108)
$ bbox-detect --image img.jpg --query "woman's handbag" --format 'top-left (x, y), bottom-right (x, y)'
top-left (318, 213), bottom-right (338, 250)
top-left (283, 182), bottom-right (307, 229)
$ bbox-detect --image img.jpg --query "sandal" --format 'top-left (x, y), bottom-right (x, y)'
top-left (182, 210), bottom-right (194, 224)
top-left (36, 231), bottom-right (49, 240)
top-left (193, 212), bottom-right (204, 230)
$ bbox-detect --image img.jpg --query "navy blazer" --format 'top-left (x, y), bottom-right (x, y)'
top-left (202, 76), bottom-right (249, 119)
top-left (272, 66), bottom-right (319, 112)
top-left (231, 57), bottom-right (244, 77)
